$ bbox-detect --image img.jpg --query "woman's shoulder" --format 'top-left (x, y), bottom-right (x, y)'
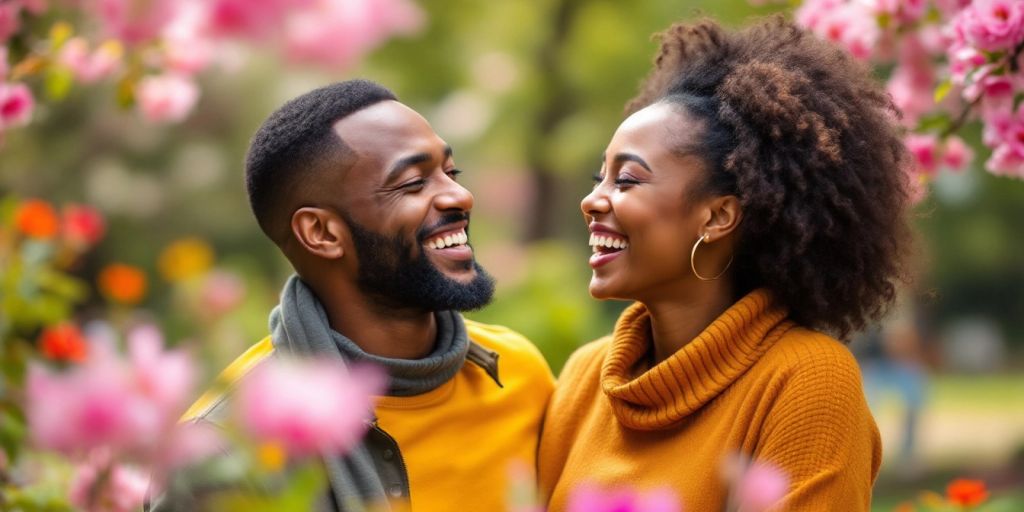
top-left (760, 325), bottom-right (865, 389)
top-left (767, 325), bottom-right (859, 366)
top-left (558, 335), bottom-right (614, 380)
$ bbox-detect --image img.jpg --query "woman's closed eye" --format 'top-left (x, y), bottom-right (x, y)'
top-left (591, 173), bottom-right (641, 188)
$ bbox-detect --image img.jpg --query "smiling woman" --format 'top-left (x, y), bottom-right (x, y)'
top-left (539, 16), bottom-right (912, 512)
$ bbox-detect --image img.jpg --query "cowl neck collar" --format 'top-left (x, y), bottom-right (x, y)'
top-left (601, 289), bottom-right (793, 430)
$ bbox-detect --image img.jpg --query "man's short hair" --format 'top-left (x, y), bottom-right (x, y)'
top-left (244, 80), bottom-right (397, 243)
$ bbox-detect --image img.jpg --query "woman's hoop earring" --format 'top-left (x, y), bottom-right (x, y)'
top-left (690, 233), bottom-right (733, 281)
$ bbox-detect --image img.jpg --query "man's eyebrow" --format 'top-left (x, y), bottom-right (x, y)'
top-left (385, 145), bottom-right (453, 182)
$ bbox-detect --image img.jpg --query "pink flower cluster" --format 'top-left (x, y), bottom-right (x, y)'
top-left (97, 0), bottom-right (422, 122)
top-left (0, 0), bottom-right (424, 129)
top-left (792, 0), bottom-right (1024, 186)
top-left (949, 1), bottom-right (1024, 177)
top-left (26, 326), bottom-right (196, 458)
top-left (236, 358), bottom-right (386, 458)
top-left (0, 46), bottom-right (34, 142)
top-left (25, 326), bottom-right (216, 510)
top-left (566, 484), bottom-right (681, 512)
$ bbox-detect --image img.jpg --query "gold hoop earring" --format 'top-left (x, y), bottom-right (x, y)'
top-left (690, 233), bottom-right (733, 281)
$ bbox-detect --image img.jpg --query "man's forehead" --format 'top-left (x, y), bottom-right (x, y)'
top-left (332, 100), bottom-right (439, 156)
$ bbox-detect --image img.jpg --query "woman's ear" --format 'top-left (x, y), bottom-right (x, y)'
top-left (290, 207), bottom-right (348, 259)
top-left (702, 195), bottom-right (742, 242)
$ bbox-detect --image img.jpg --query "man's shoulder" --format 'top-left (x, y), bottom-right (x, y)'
top-left (463, 319), bottom-right (553, 378)
top-left (181, 336), bottom-right (275, 422)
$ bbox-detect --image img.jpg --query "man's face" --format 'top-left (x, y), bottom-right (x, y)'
top-left (331, 100), bottom-right (494, 311)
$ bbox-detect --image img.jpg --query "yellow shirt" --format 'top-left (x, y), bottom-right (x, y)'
top-left (538, 290), bottom-right (881, 511)
top-left (185, 319), bottom-right (554, 512)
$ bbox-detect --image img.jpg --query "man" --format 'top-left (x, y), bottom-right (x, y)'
top-left (170, 80), bottom-right (554, 511)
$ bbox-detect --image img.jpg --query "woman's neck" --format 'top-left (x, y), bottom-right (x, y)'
top-left (642, 281), bottom-right (735, 365)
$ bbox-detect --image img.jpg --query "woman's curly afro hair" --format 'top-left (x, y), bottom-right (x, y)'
top-left (628, 16), bottom-right (913, 340)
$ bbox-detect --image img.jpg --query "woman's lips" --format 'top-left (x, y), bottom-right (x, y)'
top-left (589, 249), bottom-right (624, 269)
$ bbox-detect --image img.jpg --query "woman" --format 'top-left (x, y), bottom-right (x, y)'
top-left (538, 17), bottom-right (911, 511)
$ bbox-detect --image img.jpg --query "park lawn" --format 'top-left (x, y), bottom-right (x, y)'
top-left (870, 372), bottom-right (1024, 511)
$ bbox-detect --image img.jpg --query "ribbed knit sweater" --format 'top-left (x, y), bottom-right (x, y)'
top-left (538, 289), bottom-right (881, 511)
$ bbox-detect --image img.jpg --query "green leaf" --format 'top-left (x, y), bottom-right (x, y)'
top-left (206, 463), bottom-right (327, 512)
top-left (44, 68), bottom-right (74, 102)
top-left (36, 269), bottom-right (87, 302)
top-left (934, 79), bottom-right (952, 103)
top-left (0, 406), bottom-right (27, 463)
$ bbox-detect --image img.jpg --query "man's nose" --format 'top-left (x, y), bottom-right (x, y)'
top-left (435, 180), bottom-right (474, 212)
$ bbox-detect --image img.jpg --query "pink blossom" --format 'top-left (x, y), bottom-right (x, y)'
top-left (69, 453), bottom-right (149, 512)
top-left (0, 4), bottom-right (20, 43)
top-left (862, 0), bottom-right (927, 25)
top-left (135, 73), bottom-right (199, 123)
top-left (284, 0), bottom-right (424, 68)
top-left (948, 45), bottom-right (988, 86)
top-left (236, 358), bottom-right (385, 458)
top-left (200, 270), bottom-right (246, 317)
top-left (128, 324), bottom-right (196, 415)
top-left (934, 0), bottom-right (972, 19)
top-left (0, 82), bottom-right (34, 128)
top-left (987, 142), bottom-right (1024, 177)
top-left (955, 0), bottom-right (1024, 52)
top-left (905, 133), bottom-right (941, 176)
top-left (158, 421), bottom-right (224, 470)
top-left (806, 2), bottom-right (880, 60)
top-left (161, 2), bottom-right (215, 75)
top-left (795, 0), bottom-right (845, 32)
top-left (206, 0), bottom-right (296, 38)
top-left (566, 483), bottom-right (682, 512)
top-left (982, 107), bottom-right (1013, 146)
top-left (58, 38), bottom-right (123, 84)
top-left (736, 462), bottom-right (789, 511)
top-left (27, 359), bottom-right (159, 456)
top-left (916, 24), bottom-right (952, 56)
top-left (887, 36), bottom-right (935, 126)
top-left (26, 335), bottom-right (196, 457)
top-left (942, 136), bottom-right (974, 171)
top-left (93, 0), bottom-right (177, 44)
top-left (62, 203), bottom-right (106, 249)
top-left (985, 111), bottom-right (1024, 177)
top-left (19, 0), bottom-right (48, 15)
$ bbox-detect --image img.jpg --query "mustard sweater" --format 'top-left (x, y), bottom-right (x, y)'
top-left (538, 290), bottom-right (881, 511)
top-left (186, 319), bottom-right (555, 512)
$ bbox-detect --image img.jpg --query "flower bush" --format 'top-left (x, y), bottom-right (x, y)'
top-left (758, 0), bottom-right (1024, 194)
top-left (0, 0), bottom-right (424, 142)
top-left (1, 195), bottom-right (387, 510)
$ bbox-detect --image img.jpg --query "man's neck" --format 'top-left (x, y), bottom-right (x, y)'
top-left (316, 285), bottom-right (438, 360)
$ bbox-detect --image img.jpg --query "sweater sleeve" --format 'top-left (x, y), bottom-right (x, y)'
top-left (755, 339), bottom-right (882, 512)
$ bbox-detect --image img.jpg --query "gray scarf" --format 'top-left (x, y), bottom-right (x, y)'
top-left (269, 275), bottom-right (471, 511)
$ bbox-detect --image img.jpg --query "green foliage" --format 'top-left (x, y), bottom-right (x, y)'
top-left (467, 242), bottom-right (624, 373)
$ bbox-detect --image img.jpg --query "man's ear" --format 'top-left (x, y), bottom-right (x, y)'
top-left (290, 207), bottom-right (348, 259)
top-left (701, 195), bottom-right (742, 243)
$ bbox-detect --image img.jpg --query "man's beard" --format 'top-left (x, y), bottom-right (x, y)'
top-left (344, 212), bottom-right (495, 312)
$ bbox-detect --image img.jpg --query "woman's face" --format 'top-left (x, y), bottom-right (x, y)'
top-left (581, 102), bottom-right (715, 301)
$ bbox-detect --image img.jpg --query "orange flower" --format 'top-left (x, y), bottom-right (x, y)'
top-left (98, 263), bottom-right (148, 305)
top-left (15, 199), bottom-right (59, 239)
top-left (947, 479), bottom-right (989, 507)
top-left (39, 323), bottom-right (89, 362)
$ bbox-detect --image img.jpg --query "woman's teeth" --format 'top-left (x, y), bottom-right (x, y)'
top-left (426, 230), bottom-right (468, 250)
top-left (589, 233), bottom-right (629, 252)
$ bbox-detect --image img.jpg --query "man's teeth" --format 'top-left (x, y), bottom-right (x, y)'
top-left (589, 233), bottom-right (629, 251)
top-left (426, 230), bottom-right (468, 250)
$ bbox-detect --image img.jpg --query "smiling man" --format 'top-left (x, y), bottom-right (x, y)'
top-left (175, 80), bottom-right (554, 511)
